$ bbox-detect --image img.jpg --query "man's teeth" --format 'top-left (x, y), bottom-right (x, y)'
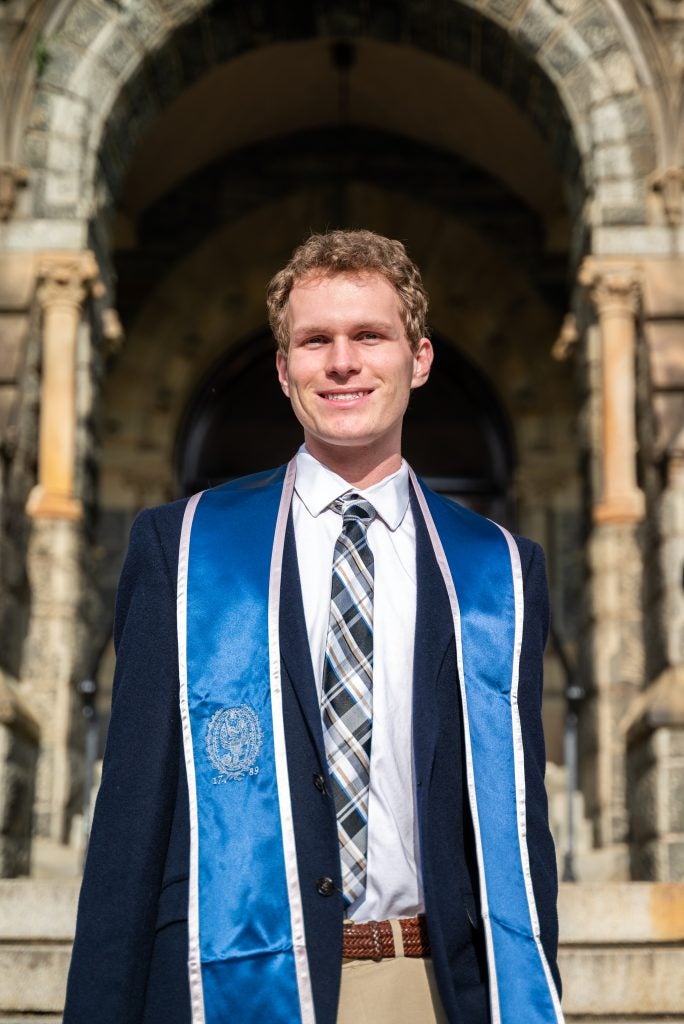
top-left (325, 392), bottom-right (367, 401)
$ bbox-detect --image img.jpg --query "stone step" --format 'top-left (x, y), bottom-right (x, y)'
top-left (0, 880), bottom-right (682, 1020)
top-left (558, 882), bottom-right (684, 1022)
top-left (558, 881), bottom-right (684, 944)
top-left (560, 946), bottom-right (684, 1018)
top-left (0, 946), bottom-right (72, 1015)
top-left (0, 880), bottom-right (79, 942)
top-left (0, 1018), bottom-right (62, 1023)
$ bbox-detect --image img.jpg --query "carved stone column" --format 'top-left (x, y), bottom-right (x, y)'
top-left (26, 252), bottom-right (101, 522)
top-left (21, 252), bottom-right (103, 848)
top-left (579, 259), bottom-right (645, 525)
top-left (577, 260), bottom-right (646, 861)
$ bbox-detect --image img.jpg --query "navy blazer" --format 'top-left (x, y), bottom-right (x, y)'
top-left (64, 486), bottom-right (560, 1024)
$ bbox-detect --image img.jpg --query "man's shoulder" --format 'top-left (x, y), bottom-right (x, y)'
top-left (414, 483), bottom-right (544, 577)
top-left (131, 465), bottom-right (288, 550)
top-left (131, 495), bottom-right (192, 550)
top-left (510, 532), bottom-right (544, 577)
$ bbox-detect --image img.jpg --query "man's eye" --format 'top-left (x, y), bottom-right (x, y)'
top-left (360, 332), bottom-right (379, 341)
top-left (303, 337), bottom-right (326, 346)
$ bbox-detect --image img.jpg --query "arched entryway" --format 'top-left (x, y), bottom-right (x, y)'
top-left (92, 20), bottom-right (583, 787)
top-left (13, 0), bottom-right (665, 868)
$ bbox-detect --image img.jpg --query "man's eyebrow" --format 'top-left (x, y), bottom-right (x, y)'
top-left (292, 325), bottom-right (328, 340)
top-left (355, 321), bottom-right (395, 334)
top-left (292, 321), bottom-right (396, 340)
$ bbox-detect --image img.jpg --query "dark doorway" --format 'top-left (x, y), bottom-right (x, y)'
top-left (175, 329), bottom-right (514, 525)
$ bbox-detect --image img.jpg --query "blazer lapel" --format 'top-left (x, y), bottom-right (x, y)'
top-left (279, 510), bottom-right (328, 769)
top-left (411, 485), bottom-right (456, 799)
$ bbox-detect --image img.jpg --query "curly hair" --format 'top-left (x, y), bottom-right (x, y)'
top-left (266, 229), bottom-right (429, 354)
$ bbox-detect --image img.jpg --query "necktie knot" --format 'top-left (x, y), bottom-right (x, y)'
top-left (332, 491), bottom-right (377, 528)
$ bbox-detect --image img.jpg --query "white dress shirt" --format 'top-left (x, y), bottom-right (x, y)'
top-left (292, 446), bottom-right (424, 923)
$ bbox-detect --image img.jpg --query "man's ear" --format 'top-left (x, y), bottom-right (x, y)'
top-left (276, 351), bottom-right (290, 396)
top-left (411, 337), bottom-right (434, 391)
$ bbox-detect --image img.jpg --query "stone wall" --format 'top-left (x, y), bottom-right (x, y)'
top-left (625, 259), bottom-right (684, 880)
top-left (0, 676), bottom-right (39, 877)
top-left (0, 255), bottom-right (39, 684)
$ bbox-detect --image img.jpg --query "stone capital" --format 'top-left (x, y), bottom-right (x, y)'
top-left (36, 251), bottom-right (103, 311)
top-left (579, 258), bottom-right (642, 319)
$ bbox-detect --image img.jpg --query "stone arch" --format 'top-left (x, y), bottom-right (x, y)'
top-left (22, 0), bottom-right (659, 240)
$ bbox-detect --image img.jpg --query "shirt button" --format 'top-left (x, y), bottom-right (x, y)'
top-left (316, 876), bottom-right (336, 897)
top-left (313, 772), bottom-right (327, 794)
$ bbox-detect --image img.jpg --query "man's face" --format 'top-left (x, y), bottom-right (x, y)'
top-left (276, 272), bottom-right (433, 462)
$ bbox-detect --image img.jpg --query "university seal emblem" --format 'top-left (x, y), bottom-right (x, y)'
top-left (205, 704), bottom-right (263, 783)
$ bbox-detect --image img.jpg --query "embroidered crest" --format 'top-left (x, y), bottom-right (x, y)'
top-left (206, 704), bottom-right (263, 783)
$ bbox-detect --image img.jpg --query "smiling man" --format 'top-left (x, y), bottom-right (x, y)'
top-left (65, 230), bottom-right (563, 1024)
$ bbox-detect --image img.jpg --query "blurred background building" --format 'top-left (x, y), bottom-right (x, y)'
top-left (0, 0), bottom-right (683, 1019)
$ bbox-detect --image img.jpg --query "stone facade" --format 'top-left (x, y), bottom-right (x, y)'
top-left (0, 0), bottom-right (682, 887)
top-left (0, 676), bottom-right (39, 876)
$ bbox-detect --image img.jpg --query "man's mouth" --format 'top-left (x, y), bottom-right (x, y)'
top-left (319, 390), bottom-right (373, 403)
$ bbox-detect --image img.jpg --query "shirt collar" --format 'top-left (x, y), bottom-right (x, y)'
top-left (294, 445), bottom-right (410, 531)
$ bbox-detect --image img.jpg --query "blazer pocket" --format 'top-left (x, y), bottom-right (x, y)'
top-left (462, 890), bottom-right (482, 931)
top-left (155, 875), bottom-right (189, 931)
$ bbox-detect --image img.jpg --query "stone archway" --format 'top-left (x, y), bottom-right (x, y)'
top-left (20, 0), bottom-right (659, 236)
top-left (6, 0), bottom-right (681, 877)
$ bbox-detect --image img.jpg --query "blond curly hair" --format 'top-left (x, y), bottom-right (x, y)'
top-left (266, 229), bottom-right (429, 354)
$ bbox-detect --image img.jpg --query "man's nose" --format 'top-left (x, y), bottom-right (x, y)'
top-left (326, 337), bottom-right (361, 375)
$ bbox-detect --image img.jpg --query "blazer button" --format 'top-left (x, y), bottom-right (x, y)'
top-left (316, 876), bottom-right (335, 897)
top-left (313, 772), bottom-right (327, 794)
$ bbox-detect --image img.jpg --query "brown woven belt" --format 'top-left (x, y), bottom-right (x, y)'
top-left (342, 914), bottom-right (430, 960)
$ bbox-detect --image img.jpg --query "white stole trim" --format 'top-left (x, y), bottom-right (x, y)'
top-left (177, 491), bottom-right (206, 1024)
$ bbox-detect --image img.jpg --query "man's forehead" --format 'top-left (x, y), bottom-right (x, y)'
top-left (287, 270), bottom-right (401, 315)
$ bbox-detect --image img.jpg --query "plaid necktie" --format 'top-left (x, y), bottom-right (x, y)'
top-left (321, 491), bottom-right (376, 906)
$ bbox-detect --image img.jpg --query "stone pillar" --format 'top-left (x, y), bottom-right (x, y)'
top-left (579, 259), bottom-right (645, 525)
top-left (625, 254), bottom-right (684, 879)
top-left (21, 252), bottom-right (101, 845)
top-left (578, 260), bottom-right (645, 860)
top-left (626, 664), bottom-right (684, 880)
top-left (26, 252), bottom-right (101, 522)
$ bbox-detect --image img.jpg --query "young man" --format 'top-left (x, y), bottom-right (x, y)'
top-left (65, 230), bottom-right (563, 1024)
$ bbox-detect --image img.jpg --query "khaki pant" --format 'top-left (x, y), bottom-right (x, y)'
top-left (337, 955), bottom-right (448, 1023)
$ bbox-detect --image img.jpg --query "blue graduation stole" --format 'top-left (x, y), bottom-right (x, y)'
top-left (177, 459), bottom-right (563, 1024)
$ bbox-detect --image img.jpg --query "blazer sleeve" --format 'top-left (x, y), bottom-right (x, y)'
top-left (64, 507), bottom-right (182, 1024)
top-left (517, 538), bottom-right (562, 999)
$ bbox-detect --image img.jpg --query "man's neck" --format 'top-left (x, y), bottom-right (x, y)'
top-left (303, 441), bottom-right (403, 489)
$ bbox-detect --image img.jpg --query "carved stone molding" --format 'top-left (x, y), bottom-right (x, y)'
top-left (650, 167), bottom-right (684, 227)
top-left (0, 164), bottom-right (28, 221)
top-left (102, 307), bottom-right (124, 354)
top-left (551, 312), bottom-right (579, 361)
top-left (579, 258), bottom-right (646, 525)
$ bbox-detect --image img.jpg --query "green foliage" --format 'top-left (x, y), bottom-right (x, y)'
top-left (34, 36), bottom-right (51, 80)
